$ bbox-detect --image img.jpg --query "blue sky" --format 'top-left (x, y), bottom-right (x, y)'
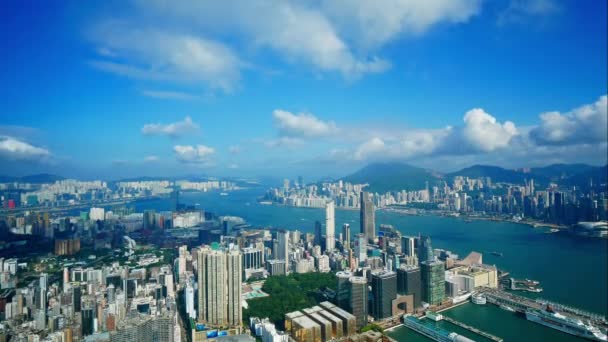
top-left (0, 0), bottom-right (606, 180)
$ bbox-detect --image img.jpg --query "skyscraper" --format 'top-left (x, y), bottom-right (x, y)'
top-left (348, 276), bottom-right (368, 328)
top-left (197, 247), bottom-right (243, 327)
top-left (371, 271), bottom-right (397, 320)
top-left (397, 266), bottom-right (421, 309)
top-left (401, 236), bottom-right (415, 257)
top-left (354, 234), bottom-right (367, 264)
top-left (418, 235), bottom-right (434, 264)
top-left (336, 271), bottom-right (353, 309)
top-left (314, 221), bottom-right (322, 248)
top-left (277, 230), bottom-right (289, 274)
top-left (342, 224), bottom-right (351, 249)
top-left (325, 201), bottom-right (335, 252)
top-left (360, 192), bottom-right (375, 242)
top-left (421, 260), bottom-right (445, 306)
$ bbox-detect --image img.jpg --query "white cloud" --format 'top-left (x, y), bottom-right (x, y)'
top-left (141, 90), bottom-right (198, 101)
top-left (530, 95), bottom-right (607, 146)
top-left (498, 0), bottom-right (559, 26)
top-left (90, 23), bottom-right (241, 92)
top-left (273, 110), bottom-right (337, 137)
top-left (460, 108), bottom-right (518, 152)
top-left (174, 144), bottom-right (215, 164)
top-left (0, 136), bottom-right (51, 161)
top-left (354, 137), bottom-right (386, 160)
top-left (144, 155), bottom-right (159, 162)
top-left (116, 0), bottom-right (480, 79)
top-left (142, 116), bottom-right (199, 137)
top-left (321, 0), bottom-right (482, 50)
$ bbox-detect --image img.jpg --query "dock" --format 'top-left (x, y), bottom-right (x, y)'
top-left (478, 287), bottom-right (608, 329)
top-left (442, 316), bottom-right (503, 342)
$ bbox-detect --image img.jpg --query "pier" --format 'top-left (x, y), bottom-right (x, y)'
top-left (478, 288), bottom-right (608, 329)
top-left (442, 316), bottom-right (503, 342)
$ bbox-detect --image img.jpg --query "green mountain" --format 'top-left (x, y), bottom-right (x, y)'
top-left (341, 162), bottom-right (441, 192)
top-left (446, 165), bottom-right (537, 184)
top-left (560, 165), bottom-right (608, 189)
top-left (530, 164), bottom-right (597, 182)
top-left (0, 173), bottom-right (65, 183)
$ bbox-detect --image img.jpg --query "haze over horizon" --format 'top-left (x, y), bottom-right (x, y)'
top-left (1, 0), bottom-right (607, 180)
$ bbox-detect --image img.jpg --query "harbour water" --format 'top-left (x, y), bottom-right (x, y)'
top-left (124, 186), bottom-right (606, 341)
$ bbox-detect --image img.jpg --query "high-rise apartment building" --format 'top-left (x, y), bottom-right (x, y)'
top-left (197, 246), bottom-right (242, 327)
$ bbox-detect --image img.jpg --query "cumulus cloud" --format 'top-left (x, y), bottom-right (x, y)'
top-left (354, 137), bottom-right (386, 160)
top-left (142, 116), bottom-right (199, 137)
top-left (459, 108), bottom-right (518, 152)
top-left (273, 110), bottom-right (337, 138)
top-left (530, 95), bottom-right (607, 146)
top-left (0, 136), bottom-right (51, 161)
top-left (174, 144), bottom-right (215, 164)
top-left (90, 23), bottom-right (241, 92)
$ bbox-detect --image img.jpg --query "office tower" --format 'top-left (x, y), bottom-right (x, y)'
top-left (242, 247), bottom-right (264, 270)
top-left (73, 286), bottom-right (82, 313)
top-left (397, 266), bottom-right (422, 309)
top-left (81, 308), bottom-right (94, 337)
top-left (354, 234), bottom-right (367, 264)
top-left (277, 230), bottom-right (289, 274)
top-left (418, 235), bottom-right (434, 264)
top-left (421, 260), bottom-right (445, 306)
top-left (348, 277), bottom-right (368, 328)
top-left (371, 271), bottom-right (397, 319)
top-left (360, 192), bottom-right (375, 242)
top-left (336, 271), bottom-right (353, 309)
top-left (325, 201), bottom-right (335, 252)
top-left (178, 245), bottom-right (187, 282)
top-left (342, 224), bottom-right (351, 249)
top-left (143, 210), bottom-right (156, 229)
top-left (314, 221), bottom-right (322, 247)
top-left (171, 186), bottom-right (180, 212)
top-left (401, 236), bottom-right (415, 257)
top-left (197, 247), bottom-right (242, 327)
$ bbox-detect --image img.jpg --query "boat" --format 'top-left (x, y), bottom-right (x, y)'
top-left (491, 251), bottom-right (503, 257)
top-left (526, 306), bottom-right (607, 341)
top-left (471, 293), bottom-right (486, 305)
top-left (220, 192), bottom-right (228, 196)
top-left (452, 292), bottom-right (472, 304)
top-left (500, 304), bottom-right (516, 312)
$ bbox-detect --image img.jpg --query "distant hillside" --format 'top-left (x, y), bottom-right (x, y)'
top-left (342, 162), bottom-right (441, 192)
top-left (447, 165), bottom-right (543, 184)
top-left (560, 165), bottom-right (608, 189)
top-left (530, 163), bottom-right (596, 182)
top-left (0, 173), bottom-right (65, 184)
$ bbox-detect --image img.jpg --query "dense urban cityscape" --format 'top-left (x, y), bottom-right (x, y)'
top-left (0, 169), bottom-right (606, 341)
top-left (2, 1), bottom-right (607, 341)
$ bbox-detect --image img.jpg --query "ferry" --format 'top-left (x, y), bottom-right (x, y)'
top-left (452, 292), bottom-right (472, 304)
top-left (526, 306), bottom-right (608, 341)
top-left (220, 192), bottom-right (229, 196)
top-left (500, 304), bottom-right (516, 312)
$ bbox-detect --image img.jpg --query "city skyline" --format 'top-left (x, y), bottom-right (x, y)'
top-left (1, 1), bottom-right (607, 180)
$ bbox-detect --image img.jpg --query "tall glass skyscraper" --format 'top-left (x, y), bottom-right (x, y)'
top-left (421, 260), bottom-right (445, 306)
top-left (359, 192), bottom-right (375, 242)
top-left (325, 201), bottom-right (335, 251)
top-left (418, 235), bottom-right (434, 264)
